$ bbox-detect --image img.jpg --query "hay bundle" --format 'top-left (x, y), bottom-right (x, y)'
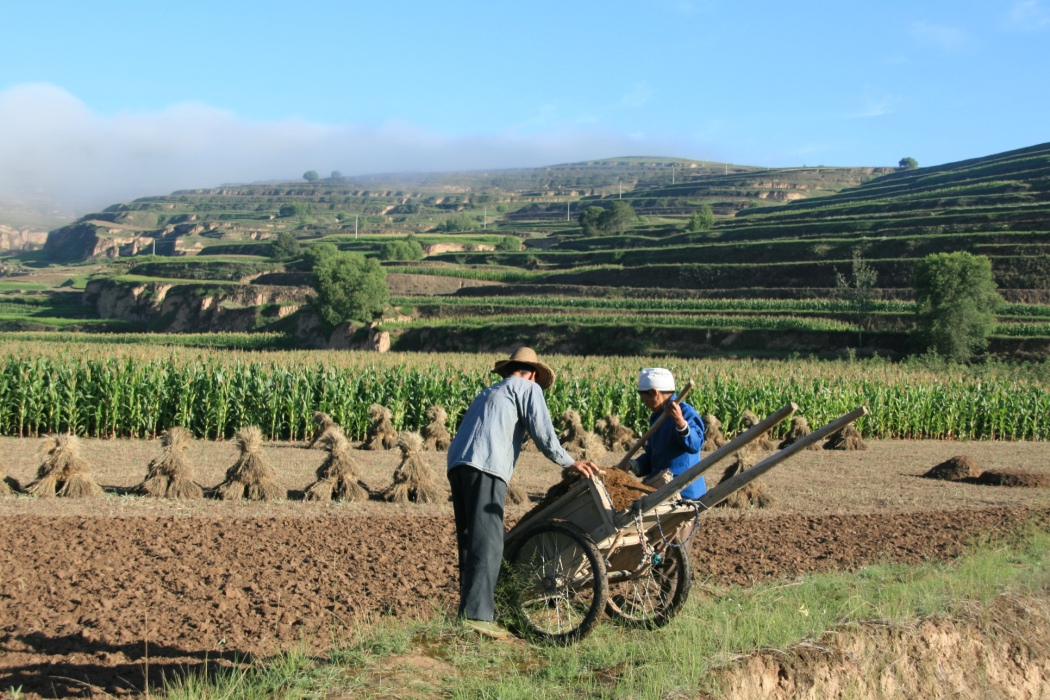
top-left (778, 417), bottom-right (822, 451)
top-left (597, 414), bottom-right (636, 451)
top-left (824, 424), bottom-right (868, 451)
top-left (136, 426), bottom-right (202, 499)
top-left (715, 443), bottom-right (776, 509)
top-left (923, 455), bottom-right (979, 481)
top-left (700, 414), bottom-right (728, 452)
top-left (361, 404), bottom-right (397, 451)
top-left (308, 412), bottom-right (340, 449)
top-left (421, 405), bottom-right (452, 451)
top-left (26, 434), bottom-right (103, 498)
top-left (506, 473), bottom-right (528, 505)
top-left (382, 431), bottom-right (439, 504)
top-left (215, 426), bottom-right (286, 501)
top-left (305, 428), bottom-right (371, 501)
top-left (739, 410), bottom-right (779, 451)
top-left (559, 409), bottom-right (606, 460)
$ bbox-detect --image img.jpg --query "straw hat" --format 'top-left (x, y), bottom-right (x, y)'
top-left (493, 347), bottom-right (555, 390)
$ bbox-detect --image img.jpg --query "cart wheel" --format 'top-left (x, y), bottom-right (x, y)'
top-left (506, 519), bottom-right (608, 645)
top-left (606, 543), bottom-right (692, 629)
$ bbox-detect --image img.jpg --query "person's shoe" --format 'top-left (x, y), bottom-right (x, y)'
top-left (462, 618), bottom-right (509, 639)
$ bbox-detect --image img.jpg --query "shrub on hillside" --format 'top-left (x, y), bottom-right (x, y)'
top-left (303, 170), bottom-right (320, 182)
top-left (914, 251), bottom-right (1002, 362)
top-left (686, 204), bottom-right (715, 232)
top-left (379, 235), bottom-right (424, 261)
top-left (899, 157), bottom-right (918, 169)
top-left (578, 201), bottom-right (637, 237)
top-left (437, 213), bottom-right (479, 232)
top-left (279, 202), bottom-right (313, 218)
top-left (302, 243), bottom-right (340, 270)
top-left (269, 232), bottom-right (301, 261)
top-left (496, 235), bottom-right (522, 252)
top-left (312, 252), bottom-right (389, 326)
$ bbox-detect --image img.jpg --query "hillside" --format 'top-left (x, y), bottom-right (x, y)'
top-left (8, 143), bottom-right (1049, 359)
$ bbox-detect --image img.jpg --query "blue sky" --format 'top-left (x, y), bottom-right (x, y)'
top-left (1, 0), bottom-right (1048, 211)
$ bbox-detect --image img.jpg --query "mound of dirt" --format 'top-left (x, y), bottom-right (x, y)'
top-left (601, 468), bottom-right (656, 512)
top-left (975, 469), bottom-right (1050, 488)
top-left (516, 469), bottom-right (656, 525)
top-left (923, 455), bottom-right (980, 481)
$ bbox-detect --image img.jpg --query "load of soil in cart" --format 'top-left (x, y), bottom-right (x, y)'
top-left (517, 469), bottom-right (655, 525)
top-left (602, 468), bottom-right (657, 511)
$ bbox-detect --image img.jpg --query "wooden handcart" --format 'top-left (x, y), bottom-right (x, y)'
top-left (504, 387), bottom-right (869, 645)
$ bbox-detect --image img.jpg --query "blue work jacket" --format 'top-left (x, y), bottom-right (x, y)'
top-left (634, 401), bottom-right (707, 499)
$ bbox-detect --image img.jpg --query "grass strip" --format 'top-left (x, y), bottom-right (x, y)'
top-left (162, 523), bottom-right (1050, 700)
top-left (0, 331), bottom-right (296, 349)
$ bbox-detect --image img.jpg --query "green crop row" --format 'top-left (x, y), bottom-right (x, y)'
top-left (387, 312), bottom-right (858, 333)
top-left (994, 323), bottom-right (1050, 337)
top-left (393, 295), bottom-right (916, 314)
top-left (0, 347), bottom-right (1045, 441)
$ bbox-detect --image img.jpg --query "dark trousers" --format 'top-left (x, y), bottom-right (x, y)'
top-left (448, 464), bottom-right (508, 622)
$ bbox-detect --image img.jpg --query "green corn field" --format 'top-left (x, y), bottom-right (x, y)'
top-left (0, 342), bottom-right (1046, 442)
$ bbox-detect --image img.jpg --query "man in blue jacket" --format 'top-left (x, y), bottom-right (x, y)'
top-left (628, 368), bottom-right (707, 499)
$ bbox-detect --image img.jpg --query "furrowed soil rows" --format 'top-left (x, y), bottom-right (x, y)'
top-left (0, 437), bottom-right (1048, 698)
top-left (2, 507), bottom-right (1048, 698)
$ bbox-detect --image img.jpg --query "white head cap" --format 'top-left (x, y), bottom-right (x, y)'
top-left (638, 368), bottom-right (675, 392)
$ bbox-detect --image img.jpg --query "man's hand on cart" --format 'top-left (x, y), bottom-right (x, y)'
top-left (570, 460), bottom-right (601, 477)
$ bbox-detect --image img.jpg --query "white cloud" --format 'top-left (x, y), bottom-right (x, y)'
top-left (847, 92), bottom-right (900, 118)
top-left (909, 21), bottom-right (972, 51)
top-left (1006, 0), bottom-right (1050, 31)
top-left (618, 82), bottom-right (654, 109)
top-left (0, 83), bottom-right (706, 214)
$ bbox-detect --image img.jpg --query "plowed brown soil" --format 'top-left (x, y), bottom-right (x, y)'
top-left (2, 507), bottom-right (1048, 698)
top-left (1, 437), bottom-right (1049, 699)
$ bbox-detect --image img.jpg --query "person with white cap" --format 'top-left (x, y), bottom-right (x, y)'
top-left (446, 347), bottom-right (601, 639)
top-left (628, 367), bottom-right (706, 499)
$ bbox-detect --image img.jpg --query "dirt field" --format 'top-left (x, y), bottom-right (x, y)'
top-left (1, 436), bottom-right (1048, 698)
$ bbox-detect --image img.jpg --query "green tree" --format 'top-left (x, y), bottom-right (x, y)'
top-left (914, 251), bottom-right (1002, 362)
top-left (269, 232), bottom-right (301, 261)
top-left (301, 242), bottom-right (339, 270)
top-left (578, 206), bottom-right (605, 237)
top-left (330, 170), bottom-right (343, 180)
top-left (835, 250), bottom-right (879, 346)
top-left (279, 202), bottom-right (312, 218)
top-left (303, 170), bottom-right (320, 182)
top-left (312, 252), bottom-right (389, 326)
top-left (496, 235), bottom-right (522, 251)
top-left (899, 157), bottom-right (918, 169)
top-left (379, 235), bottom-right (425, 261)
top-left (335, 211), bottom-right (348, 221)
top-left (601, 201), bottom-right (636, 235)
top-left (438, 213), bottom-right (479, 232)
top-left (686, 204), bottom-right (715, 232)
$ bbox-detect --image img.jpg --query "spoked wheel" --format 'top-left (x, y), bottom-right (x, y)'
top-left (506, 519), bottom-right (608, 645)
top-left (606, 542), bottom-right (692, 629)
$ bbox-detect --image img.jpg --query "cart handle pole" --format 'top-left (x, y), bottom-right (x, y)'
top-left (620, 401), bottom-right (798, 523)
top-left (696, 406), bottom-right (869, 509)
top-left (612, 380), bottom-right (695, 472)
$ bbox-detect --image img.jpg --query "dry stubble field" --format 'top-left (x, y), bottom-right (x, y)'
top-left (1, 436), bottom-right (1048, 698)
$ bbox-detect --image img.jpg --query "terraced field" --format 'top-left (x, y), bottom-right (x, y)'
top-left (2, 142), bottom-right (1047, 359)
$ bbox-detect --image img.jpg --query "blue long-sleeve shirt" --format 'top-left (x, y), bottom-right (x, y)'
top-left (447, 375), bottom-right (575, 484)
top-left (634, 401), bottom-right (707, 499)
